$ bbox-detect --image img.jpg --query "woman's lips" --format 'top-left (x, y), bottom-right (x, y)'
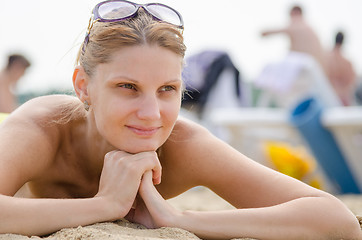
top-left (126, 125), bottom-right (161, 136)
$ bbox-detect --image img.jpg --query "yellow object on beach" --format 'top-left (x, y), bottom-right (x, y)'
top-left (264, 141), bottom-right (323, 189)
top-left (0, 113), bottom-right (8, 123)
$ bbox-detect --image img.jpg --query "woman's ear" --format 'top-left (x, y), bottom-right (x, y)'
top-left (73, 66), bottom-right (90, 103)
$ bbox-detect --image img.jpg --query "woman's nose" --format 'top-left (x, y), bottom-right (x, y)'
top-left (136, 95), bottom-right (161, 120)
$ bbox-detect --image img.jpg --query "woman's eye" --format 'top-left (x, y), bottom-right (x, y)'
top-left (160, 85), bottom-right (176, 92)
top-left (118, 83), bottom-right (136, 90)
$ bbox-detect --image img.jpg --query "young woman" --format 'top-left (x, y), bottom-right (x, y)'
top-left (0, 1), bottom-right (360, 239)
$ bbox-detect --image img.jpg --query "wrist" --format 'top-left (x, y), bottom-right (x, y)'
top-left (92, 196), bottom-right (128, 221)
top-left (171, 210), bottom-right (221, 239)
top-left (168, 210), bottom-right (195, 229)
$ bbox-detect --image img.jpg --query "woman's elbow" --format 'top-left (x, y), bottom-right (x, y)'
top-left (318, 195), bottom-right (362, 239)
top-left (331, 212), bottom-right (361, 239)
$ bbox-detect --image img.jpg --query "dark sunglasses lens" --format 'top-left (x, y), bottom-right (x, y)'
top-left (98, 1), bottom-right (137, 20)
top-left (146, 4), bottom-right (182, 27)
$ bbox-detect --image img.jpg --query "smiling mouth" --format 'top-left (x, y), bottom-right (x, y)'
top-left (126, 125), bottom-right (161, 136)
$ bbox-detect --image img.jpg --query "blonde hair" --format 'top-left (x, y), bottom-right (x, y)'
top-left (77, 9), bottom-right (186, 77)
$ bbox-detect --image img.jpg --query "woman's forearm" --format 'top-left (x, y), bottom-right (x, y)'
top-left (174, 196), bottom-right (361, 240)
top-left (0, 194), bottom-right (120, 236)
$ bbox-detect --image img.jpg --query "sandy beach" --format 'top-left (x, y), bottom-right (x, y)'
top-left (0, 187), bottom-right (361, 240)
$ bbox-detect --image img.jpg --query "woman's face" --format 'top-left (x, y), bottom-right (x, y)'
top-left (88, 45), bottom-right (183, 153)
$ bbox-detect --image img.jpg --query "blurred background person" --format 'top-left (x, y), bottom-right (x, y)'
top-left (326, 31), bottom-right (357, 106)
top-left (256, 5), bottom-right (340, 109)
top-left (0, 54), bottom-right (31, 113)
top-left (261, 5), bottom-right (326, 73)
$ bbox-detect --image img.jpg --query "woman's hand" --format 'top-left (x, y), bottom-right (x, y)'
top-left (126, 171), bottom-right (182, 228)
top-left (95, 151), bottom-right (162, 220)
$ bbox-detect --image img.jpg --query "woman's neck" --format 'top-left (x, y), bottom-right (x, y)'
top-left (73, 112), bottom-right (116, 179)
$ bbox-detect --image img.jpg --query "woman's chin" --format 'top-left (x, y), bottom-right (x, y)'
top-left (113, 138), bottom-right (165, 154)
top-left (122, 145), bottom-right (159, 154)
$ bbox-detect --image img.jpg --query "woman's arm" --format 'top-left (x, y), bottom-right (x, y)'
top-left (139, 172), bottom-right (361, 240)
top-left (261, 28), bottom-right (288, 37)
top-left (0, 150), bottom-right (162, 236)
top-left (0, 195), bottom-right (114, 236)
top-left (175, 195), bottom-right (361, 240)
top-left (134, 119), bottom-right (361, 239)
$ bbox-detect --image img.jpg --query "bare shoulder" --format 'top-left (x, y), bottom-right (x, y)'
top-left (161, 116), bottom-right (210, 168)
top-left (164, 116), bottom-right (233, 162)
top-left (159, 117), bottom-right (229, 192)
top-left (167, 116), bottom-right (211, 143)
top-left (10, 94), bottom-right (81, 122)
top-left (157, 117), bottom-right (216, 195)
top-left (4, 94), bottom-right (83, 154)
top-left (1, 95), bottom-right (80, 136)
top-left (163, 116), bottom-right (237, 172)
top-left (0, 94), bottom-right (81, 195)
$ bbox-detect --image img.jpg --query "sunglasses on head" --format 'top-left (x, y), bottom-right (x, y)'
top-left (82, 0), bottom-right (184, 53)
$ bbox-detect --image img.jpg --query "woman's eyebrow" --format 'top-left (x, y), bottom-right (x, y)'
top-left (109, 76), bottom-right (139, 83)
top-left (164, 79), bottom-right (182, 84)
top-left (109, 76), bottom-right (181, 84)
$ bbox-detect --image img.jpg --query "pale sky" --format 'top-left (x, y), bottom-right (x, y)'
top-left (1, 0), bottom-right (361, 94)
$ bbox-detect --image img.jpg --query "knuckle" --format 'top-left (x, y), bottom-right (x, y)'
top-left (104, 150), bottom-right (119, 160)
top-left (104, 151), bottom-right (113, 159)
top-left (104, 150), bottom-right (128, 162)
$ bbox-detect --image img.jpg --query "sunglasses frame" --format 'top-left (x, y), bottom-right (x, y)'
top-left (82, 0), bottom-right (184, 53)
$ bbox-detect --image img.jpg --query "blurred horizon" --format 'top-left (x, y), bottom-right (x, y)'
top-left (1, 0), bottom-right (361, 95)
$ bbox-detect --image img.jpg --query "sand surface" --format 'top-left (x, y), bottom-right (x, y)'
top-left (1, 187), bottom-right (361, 240)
